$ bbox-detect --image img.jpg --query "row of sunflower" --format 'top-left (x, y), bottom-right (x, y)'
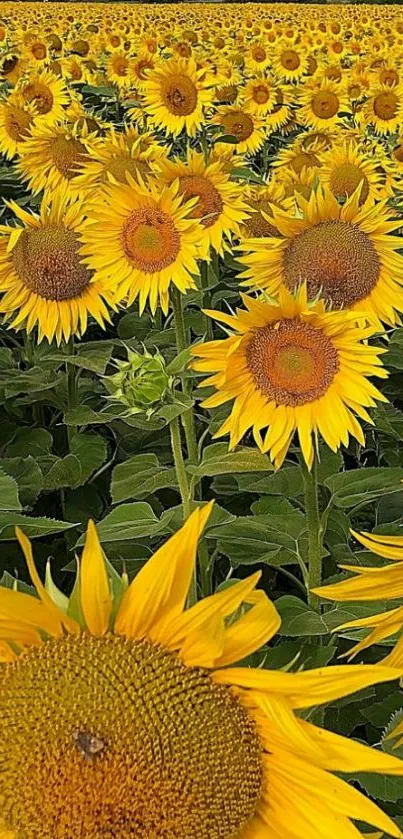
top-left (3, 2), bottom-right (403, 838)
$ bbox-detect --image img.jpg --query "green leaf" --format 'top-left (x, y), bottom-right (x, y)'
top-left (0, 457), bottom-right (43, 507)
top-left (325, 468), bottom-right (403, 508)
top-left (166, 347), bottom-right (192, 375)
top-left (352, 771), bottom-right (403, 804)
top-left (0, 513), bottom-right (75, 540)
top-left (211, 511), bottom-right (306, 567)
top-left (111, 454), bottom-right (178, 503)
top-left (6, 428), bottom-right (52, 457)
top-left (0, 468), bottom-right (21, 511)
top-left (188, 443), bottom-right (274, 478)
top-left (117, 312), bottom-right (152, 340)
top-left (75, 502), bottom-right (169, 545)
top-left (48, 342), bottom-right (114, 374)
top-left (70, 433), bottom-right (108, 485)
top-left (64, 406), bottom-right (120, 426)
top-left (43, 455), bottom-right (81, 491)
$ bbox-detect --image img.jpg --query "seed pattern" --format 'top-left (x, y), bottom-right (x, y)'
top-left (247, 318), bottom-right (340, 405)
top-left (12, 226), bottom-right (92, 301)
top-left (282, 219), bottom-right (380, 307)
top-left (121, 206), bottom-right (181, 271)
top-left (0, 634), bottom-right (263, 839)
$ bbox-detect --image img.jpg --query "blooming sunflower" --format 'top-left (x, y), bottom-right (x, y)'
top-left (17, 69), bottom-right (70, 125)
top-left (239, 185), bottom-right (403, 327)
top-left (297, 79), bottom-right (351, 131)
top-left (2, 506), bottom-right (403, 839)
top-left (191, 285), bottom-right (387, 469)
top-left (106, 50), bottom-right (134, 89)
top-left (242, 76), bottom-right (277, 116)
top-left (365, 82), bottom-right (403, 135)
top-left (79, 177), bottom-right (201, 315)
top-left (318, 141), bottom-right (385, 204)
top-left (0, 188), bottom-right (115, 344)
top-left (155, 149), bottom-right (249, 259)
top-left (16, 120), bottom-right (99, 197)
top-left (313, 529), bottom-right (403, 668)
top-left (73, 128), bottom-right (160, 193)
top-left (272, 45), bottom-right (309, 81)
top-left (141, 56), bottom-right (213, 137)
top-left (212, 105), bottom-right (266, 155)
top-left (0, 92), bottom-right (35, 159)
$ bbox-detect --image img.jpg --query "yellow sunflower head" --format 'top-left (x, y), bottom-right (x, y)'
top-left (192, 285), bottom-right (387, 468)
top-left (318, 141), bottom-right (385, 204)
top-left (0, 92), bottom-right (36, 160)
top-left (239, 185), bottom-right (403, 326)
top-left (16, 69), bottom-right (70, 125)
top-left (212, 105), bottom-right (266, 155)
top-left (366, 82), bottom-right (403, 135)
top-left (0, 187), bottom-right (115, 344)
top-left (155, 149), bottom-right (249, 259)
top-left (79, 176), bottom-right (202, 315)
top-left (16, 120), bottom-right (100, 196)
top-left (2, 505), bottom-right (403, 839)
top-left (141, 57), bottom-right (213, 138)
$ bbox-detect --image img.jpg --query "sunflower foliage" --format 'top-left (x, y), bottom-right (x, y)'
top-left (3, 2), bottom-right (403, 837)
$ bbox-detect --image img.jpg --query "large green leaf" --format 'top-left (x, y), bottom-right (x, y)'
top-left (75, 502), bottom-right (170, 545)
top-left (188, 443), bottom-right (273, 478)
top-left (111, 454), bottom-right (178, 503)
top-left (0, 468), bottom-right (21, 511)
top-left (0, 513), bottom-right (75, 540)
top-left (0, 457), bottom-right (43, 507)
top-left (325, 468), bottom-right (403, 508)
top-left (210, 511), bottom-right (306, 567)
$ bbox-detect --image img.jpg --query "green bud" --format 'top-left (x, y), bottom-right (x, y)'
top-left (103, 346), bottom-right (172, 417)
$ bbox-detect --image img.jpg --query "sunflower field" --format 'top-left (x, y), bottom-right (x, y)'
top-left (6, 1), bottom-right (403, 837)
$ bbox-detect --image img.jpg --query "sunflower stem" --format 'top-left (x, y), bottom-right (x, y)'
top-left (200, 260), bottom-right (214, 341)
top-left (169, 415), bottom-right (198, 605)
top-left (171, 285), bottom-right (198, 466)
top-left (66, 336), bottom-right (77, 444)
top-left (302, 456), bottom-right (322, 611)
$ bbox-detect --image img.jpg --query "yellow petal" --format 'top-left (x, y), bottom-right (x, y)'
top-left (213, 664), bottom-right (402, 709)
top-left (115, 502), bottom-right (213, 640)
top-left (80, 520), bottom-right (112, 636)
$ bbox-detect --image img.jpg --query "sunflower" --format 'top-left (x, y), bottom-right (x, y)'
top-left (106, 50), bottom-right (134, 89)
top-left (265, 85), bottom-right (294, 132)
top-left (242, 76), bottom-right (277, 116)
top-left (212, 105), bottom-right (266, 155)
top-left (155, 149), bottom-right (249, 259)
top-left (297, 79), bottom-right (351, 131)
top-left (191, 285), bottom-right (387, 469)
top-left (240, 181), bottom-right (286, 240)
top-left (2, 506), bottom-right (403, 839)
top-left (73, 128), bottom-right (159, 193)
top-left (0, 92), bottom-right (36, 160)
top-left (239, 185), bottom-right (403, 327)
top-left (318, 141), bottom-right (385, 204)
top-left (244, 41), bottom-right (271, 73)
top-left (365, 82), bottom-right (403, 135)
top-left (79, 176), bottom-right (201, 315)
top-left (0, 54), bottom-right (27, 86)
top-left (0, 188), bottom-right (115, 344)
top-left (313, 529), bottom-right (403, 668)
top-left (22, 36), bottom-right (50, 67)
top-left (17, 69), bottom-right (70, 125)
top-left (141, 56), bottom-right (214, 137)
top-left (16, 121), bottom-right (99, 197)
top-left (272, 45), bottom-right (309, 81)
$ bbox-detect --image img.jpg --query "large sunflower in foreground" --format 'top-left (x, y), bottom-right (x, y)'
top-left (155, 149), bottom-right (249, 259)
top-left (191, 285), bottom-right (387, 469)
top-left (0, 188), bottom-right (115, 344)
top-left (2, 505), bottom-right (403, 839)
top-left (80, 176), bottom-right (201, 314)
top-left (314, 529), bottom-right (403, 668)
top-left (239, 186), bottom-right (403, 327)
top-left (141, 56), bottom-right (213, 137)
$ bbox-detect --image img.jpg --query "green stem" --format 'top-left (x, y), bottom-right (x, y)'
top-left (200, 261), bottom-right (214, 341)
top-left (170, 285), bottom-right (198, 465)
top-left (302, 456), bottom-right (322, 611)
top-left (170, 416), bottom-right (191, 519)
top-left (170, 416), bottom-right (198, 605)
top-left (66, 336), bottom-right (77, 444)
